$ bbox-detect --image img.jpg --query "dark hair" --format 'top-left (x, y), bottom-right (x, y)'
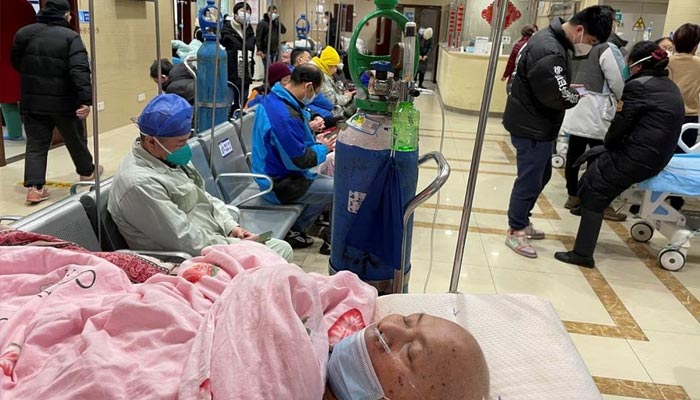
top-left (521, 24), bottom-right (537, 38)
top-left (268, 5), bottom-right (278, 12)
top-left (290, 48), bottom-right (311, 65)
top-left (233, 2), bottom-right (252, 14)
top-left (194, 26), bottom-right (203, 42)
top-left (291, 63), bottom-right (323, 89)
top-left (629, 41), bottom-right (669, 71)
top-left (672, 23), bottom-right (700, 54)
top-left (569, 6), bottom-right (613, 43)
top-left (150, 59), bottom-right (173, 79)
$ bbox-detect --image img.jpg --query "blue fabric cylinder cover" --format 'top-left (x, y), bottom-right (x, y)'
top-left (331, 112), bottom-right (419, 282)
top-left (196, 40), bottom-right (230, 132)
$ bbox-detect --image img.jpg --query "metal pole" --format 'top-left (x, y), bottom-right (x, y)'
top-left (449, 0), bottom-right (507, 293)
top-left (242, 2), bottom-right (248, 109)
top-left (264, 0), bottom-right (274, 90)
top-left (155, 0), bottom-right (163, 94)
top-left (335, 0), bottom-right (342, 50)
top-left (210, 0), bottom-right (224, 171)
top-left (88, 0), bottom-right (101, 246)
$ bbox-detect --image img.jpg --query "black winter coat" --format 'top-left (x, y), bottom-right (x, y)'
top-left (163, 63), bottom-right (195, 105)
top-left (255, 13), bottom-right (286, 55)
top-left (11, 11), bottom-right (91, 115)
top-left (221, 19), bottom-right (256, 87)
top-left (503, 18), bottom-right (580, 141)
top-left (579, 69), bottom-right (686, 212)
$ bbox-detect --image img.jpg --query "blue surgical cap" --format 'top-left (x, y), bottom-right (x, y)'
top-left (327, 327), bottom-right (387, 400)
top-left (138, 94), bottom-right (192, 137)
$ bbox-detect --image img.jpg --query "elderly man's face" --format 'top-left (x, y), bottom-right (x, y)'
top-left (366, 314), bottom-right (490, 400)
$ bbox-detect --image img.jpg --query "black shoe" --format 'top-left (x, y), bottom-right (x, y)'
top-left (570, 206), bottom-right (582, 216)
top-left (319, 241), bottom-right (331, 256)
top-left (554, 251), bottom-right (595, 268)
top-left (284, 231), bottom-right (315, 249)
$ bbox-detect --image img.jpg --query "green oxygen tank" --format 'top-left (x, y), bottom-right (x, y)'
top-left (392, 101), bottom-right (419, 152)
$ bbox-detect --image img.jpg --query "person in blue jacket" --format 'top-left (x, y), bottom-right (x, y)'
top-left (251, 63), bottom-right (336, 254)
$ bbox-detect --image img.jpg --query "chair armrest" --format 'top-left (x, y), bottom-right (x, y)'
top-left (0, 215), bottom-right (22, 224)
top-left (215, 173), bottom-right (274, 206)
top-left (70, 182), bottom-right (96, 195)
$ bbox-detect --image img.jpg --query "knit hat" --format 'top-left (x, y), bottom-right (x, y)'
top-left (312, 46), bottom-right (341, 76)
top-left (268, 62), bottom-right (292, 85)
top-left (138, 94), bottom-right (193, 138)
top-left (45, 0), bottom-right (71, 12)
top-left (423, 27), bottom-right (434, 40)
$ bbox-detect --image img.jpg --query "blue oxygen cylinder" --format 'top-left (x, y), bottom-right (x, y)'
top-left (196, 0), bottom-right (229, 133)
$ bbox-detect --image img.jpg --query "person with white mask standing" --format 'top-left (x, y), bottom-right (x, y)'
top-left (560, 6), bottom-right (626, 221)
top-left (256, 5), bottom-right (287, 69)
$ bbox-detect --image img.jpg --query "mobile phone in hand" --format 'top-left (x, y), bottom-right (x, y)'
top-left (573, 86), bottom-right (588, 96)
top-left (255, 231), bottom-right (273, 243)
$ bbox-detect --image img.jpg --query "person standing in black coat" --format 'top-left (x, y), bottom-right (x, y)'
top-left (555, 42), bottom-right (686, 268)
top-left (255, 5), bottom-right (287, 70)
top-left (503, 6), bottom-right (612, 258)
top-left (416, 27), bottom-right (434, 89)
top-left (11, 0), bottom-right (98, 205)
top-left (222, 2), bottom-right (256, 111)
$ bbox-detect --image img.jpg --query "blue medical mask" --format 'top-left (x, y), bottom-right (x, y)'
top-left (327, 326), bottom-right (389, 400)
top-left (302, 84), bottom-right (317, 106)
top-left (153, 137), bottom-right (192, 166)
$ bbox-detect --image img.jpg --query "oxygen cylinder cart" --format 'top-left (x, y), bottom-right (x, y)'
top-left (330, 0), bottom-right (451, 295)
top-left (196, 0), bottom-right (229, 133)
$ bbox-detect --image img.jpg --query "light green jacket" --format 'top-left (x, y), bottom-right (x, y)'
top-left (108, 140), bottom-right (240, 256)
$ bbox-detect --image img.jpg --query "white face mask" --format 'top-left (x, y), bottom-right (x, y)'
top-left (271, 12), bottom-right (279, 20)
top-left (323, 17), bottom-right (329, 24)
top-left (236, 11), bottom-right (251, 24)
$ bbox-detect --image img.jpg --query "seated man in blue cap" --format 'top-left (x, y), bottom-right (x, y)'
top-left (108, 94), bottom-right (293, 261)
top-left (251, 63), bottom-right (336, 254)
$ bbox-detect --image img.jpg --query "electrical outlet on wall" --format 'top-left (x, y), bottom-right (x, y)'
top-left (97, 102), bottom-right (105, 111)
top-left (137, 93), bottom-right (146, 102)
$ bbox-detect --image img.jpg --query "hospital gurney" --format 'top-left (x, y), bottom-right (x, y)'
top-left (377, 293), bottom-right (602, 400)
top-left (620, 123), bottom-right (700, 271)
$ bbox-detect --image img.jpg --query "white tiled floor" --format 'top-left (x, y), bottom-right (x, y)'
top-left (2, 86), bottom-right (700, 399)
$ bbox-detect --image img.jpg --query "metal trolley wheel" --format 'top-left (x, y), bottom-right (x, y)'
top-left (552, 154), bottom-right (565, 169)
top-left (658, 248), bottom-right (686, 271)
top-left (630, 221), bottom-right (654, 243)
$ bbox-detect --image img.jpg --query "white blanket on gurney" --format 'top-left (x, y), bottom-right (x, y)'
top-left (638, 153), bottom-right (700, 196)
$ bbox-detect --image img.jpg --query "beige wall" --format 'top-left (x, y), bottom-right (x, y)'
top-left (663, 0), bottom-right (700, 35)
top-left (77, 0), bottom-right (174, 134)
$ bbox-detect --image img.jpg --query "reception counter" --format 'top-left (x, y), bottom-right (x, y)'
top-left (436, 45), bottom-right (509, 116)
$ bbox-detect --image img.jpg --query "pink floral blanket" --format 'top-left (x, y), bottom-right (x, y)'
top-left (0, 243), bottom-right (377, 399)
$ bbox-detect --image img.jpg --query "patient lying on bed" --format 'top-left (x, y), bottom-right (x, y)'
top-left (326, 314), bottom-right (490, 400)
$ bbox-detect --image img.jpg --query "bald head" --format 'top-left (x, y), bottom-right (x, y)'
top-left (366, 314), bottom-right (490, 400)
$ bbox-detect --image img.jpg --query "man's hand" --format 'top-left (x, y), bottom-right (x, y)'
top-left (229, 227), bottom-right (258, 241)
top-left (500, 76), bottom-right (508, 82)
top-left (309, 117), bottom-right (325, 133)
top-left (257, 51), bottom-right (265, 58)
top-left (318, 134), bottom-right (336, 152)
top-left (76, 105), bottom-right (90, 120)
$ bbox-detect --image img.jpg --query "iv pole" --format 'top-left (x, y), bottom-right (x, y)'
top-left (449, 0), bottom-right (508, 293)
top-left (87, 0), bottom-right (101, 245)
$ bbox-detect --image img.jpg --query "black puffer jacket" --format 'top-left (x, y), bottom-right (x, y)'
top-left (163, 63), bottom-right (195, 104)
top-left (11, 10), bottom-right (91, 115)
top-left (503, 18), bottom-right (580, 141)
top-left (579, 69), bottom-right (686, 211)
top-left (221, 19), bottom-right (256, 86)
top-left (255, 13), bottom-right (286, 55)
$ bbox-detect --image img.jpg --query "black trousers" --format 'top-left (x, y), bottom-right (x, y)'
top-left (23, 113), bottom-right (95, 188)
top-left (565, 135), bottom-right (603, 197)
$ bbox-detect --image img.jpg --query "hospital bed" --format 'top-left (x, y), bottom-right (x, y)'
top-left (620, 123), bottom-right (700, 271)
